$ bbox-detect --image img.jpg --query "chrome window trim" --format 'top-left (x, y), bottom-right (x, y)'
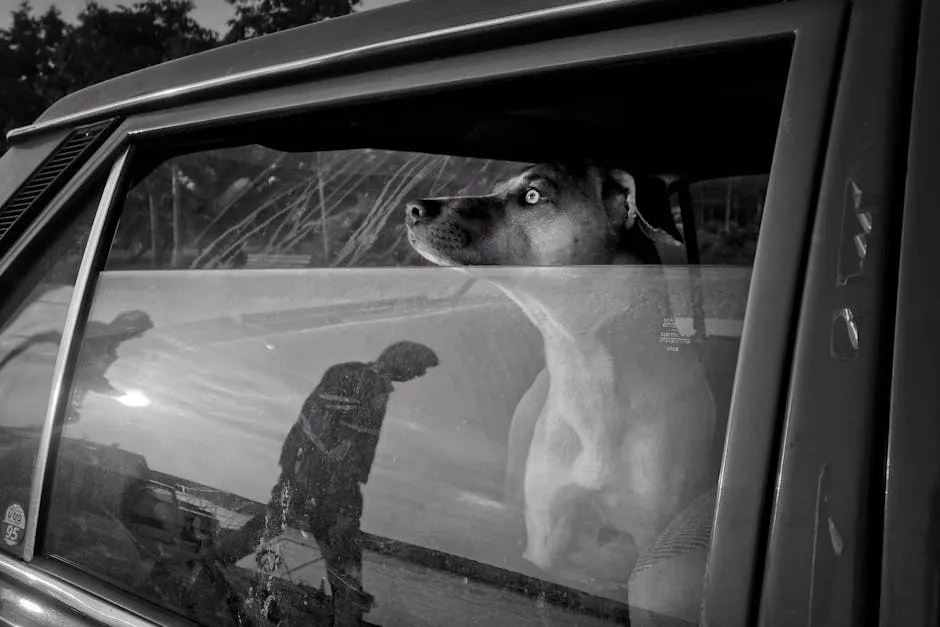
top-left (0, 552), bottom-right (156, 626)
top-left (23, 145), bottom-right (134, 561)
top-left (5, 0), bottom-right (638, 144)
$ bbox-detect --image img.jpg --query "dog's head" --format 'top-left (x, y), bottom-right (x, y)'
top-left (405, 162), bottom-right (682, 266)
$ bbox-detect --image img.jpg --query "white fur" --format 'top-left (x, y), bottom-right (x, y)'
top-left (481, 268), bottom-right (717, 573)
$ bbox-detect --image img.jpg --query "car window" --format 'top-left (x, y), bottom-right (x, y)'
top-left (687, 176), bottom-right (766, 266)
top-left (43, 46), bottom-right (785, 626)
top-left (0, 189), bottom-right (99, 556)
top-left (105, 148), bottom-right (523, 271)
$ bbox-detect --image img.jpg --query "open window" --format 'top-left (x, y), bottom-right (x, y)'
top-left (42, 39), bottom-right (790, 626)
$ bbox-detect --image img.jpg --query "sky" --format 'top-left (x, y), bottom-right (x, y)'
top-left (0, 0), bottom-right (406, 36)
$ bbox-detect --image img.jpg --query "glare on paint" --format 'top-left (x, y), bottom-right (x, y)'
top-left (17, 598), bottom-right (43, 615)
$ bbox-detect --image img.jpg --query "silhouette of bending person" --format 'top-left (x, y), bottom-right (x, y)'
top-left (0, 310), bottom-right (154, 423)
top-left (255, 341), bottom-right (439, 626)
top-left (71, 310), bottom-right (154, 414)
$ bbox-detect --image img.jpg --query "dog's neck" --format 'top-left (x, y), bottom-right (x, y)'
top-left (474, 266), bottom-right (679, 494)
top-left (467, 266), bottom-right (668, 343)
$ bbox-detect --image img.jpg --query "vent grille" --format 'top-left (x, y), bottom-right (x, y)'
top-left (0, 118), bottom-right (116, 249)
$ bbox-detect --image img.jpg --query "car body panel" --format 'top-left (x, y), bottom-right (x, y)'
top-left (700, 2), bottom-right (846, 625)
top-left (757, 0), bottom-right (918, 625)
top-left (0, 126), bottom-right (124, 277)
top-left (0, 573), bottom-right (97, 627)
top-left (0, 553), bottom-right (150, 627)
top-left (10, 0), bottom-right (780, 144)
top-left (120, 1), bottom-right (805, 144)
top-left (879, 0), bottom-right (940, 623)
top-left (0, 132), bottom-right (69, 212)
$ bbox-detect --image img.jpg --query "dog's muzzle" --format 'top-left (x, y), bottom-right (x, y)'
top-left (405, 199), bottom-right (471, 260)
top-left (406, 199), bottom-right (442, 225)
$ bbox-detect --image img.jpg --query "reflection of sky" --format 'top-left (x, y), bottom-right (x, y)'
top-left (2, 266), bottom-right (751, 597)
top-left (2, 268), bottom-right (751, 500)
top-left (4, 266), bottom-right (752, 506)
top-left (0, 285), bottom-right (73, 429)
top-left (67, 268), bottom-right (545, 505)
top-left (62, 268), bottom-right (743, 490)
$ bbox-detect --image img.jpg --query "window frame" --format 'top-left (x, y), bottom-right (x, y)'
top-left (21, 146), bottom-right (134, 565)
top-left (1, 1), bottom-right (847, 624)
top-left (0, 179), bottom-right (110, 563)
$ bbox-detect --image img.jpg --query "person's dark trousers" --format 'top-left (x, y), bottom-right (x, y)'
top-left (308, 478), bottom-right (372, 626)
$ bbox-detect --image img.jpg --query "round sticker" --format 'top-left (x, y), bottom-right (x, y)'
top-left (2, 503), bottom-right (26, 547)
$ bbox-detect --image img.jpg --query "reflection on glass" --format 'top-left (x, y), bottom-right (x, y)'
top-left (239, 341), bottom-right (439, 625)
top-left (108, 150), bottom-right (765, 274)
top-left (46, 147), bottom-right (767, 627)
top-left (47, 263), bottom-right (750, 626)
top-left (67, 310), bottom-right (154, 422)
top-left (108, 149), bottom-right (524, 271)
top-left (687, 176), bottom-right (766, 265)
top-left (0, 191), bottom-right (98, 557)
top-left (115, 389), bottom-right (151, 408)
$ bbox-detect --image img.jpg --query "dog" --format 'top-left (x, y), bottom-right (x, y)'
top-left (406, 162), bottom-right (676, 267)
top-left (404, 162), bottom-right (718, 595)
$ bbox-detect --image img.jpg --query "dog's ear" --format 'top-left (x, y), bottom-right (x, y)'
top-left (608, 170), bottom-right (683, 248)
top-left (600, 166), bottom-right (629, 231)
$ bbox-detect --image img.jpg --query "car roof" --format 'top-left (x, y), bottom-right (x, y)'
top-left (10, 0), bottom-right (775, 143)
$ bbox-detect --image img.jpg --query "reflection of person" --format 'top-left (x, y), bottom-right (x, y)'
top-left (69, 310), bottom-right (154, 421)
top-left (258, 341), bottom-right (439, 625)
top-left (0, 310), bottom-right (153, 423)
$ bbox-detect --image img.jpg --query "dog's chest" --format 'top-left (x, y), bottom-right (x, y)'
top-left (543, 339), bottom-right (621, 423)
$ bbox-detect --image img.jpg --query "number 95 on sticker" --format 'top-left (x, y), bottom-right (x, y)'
top-left (2, 503), bottom-right (26, 547)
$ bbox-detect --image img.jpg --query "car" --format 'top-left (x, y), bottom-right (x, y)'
top-left (0, 0), bottom-right (937, 625)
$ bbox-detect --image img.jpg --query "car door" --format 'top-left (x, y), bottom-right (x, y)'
top-left (0, 1), bottom-right (861, 626)
top-left (754, 0), bottom-right (920, 625)
top-left (878, 0), bottom-right (940, 625)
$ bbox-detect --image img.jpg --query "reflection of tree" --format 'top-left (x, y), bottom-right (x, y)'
top-left (223, 0), bottom-right (360, 43)
top-left (690, 175), bottom-right (767, 265)
top-left (316, 151), bottom-right (330, 263)
top-left (113, 149), bottom-right (521, 271)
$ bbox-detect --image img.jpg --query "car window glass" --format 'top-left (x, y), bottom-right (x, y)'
top-left (44, 46), bottom-right (786, 626)
top-left (687, 176), bottom-right (766, 265)
top-left (105, 148), bottom-right (523, 271)
top-left (45, 150), bottom-right (758, 626)
top-left (0, 189), bottom-right (99, 556)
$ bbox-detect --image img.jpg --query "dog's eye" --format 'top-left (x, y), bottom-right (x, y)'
top-left (523, 188), bottom-right (541, 205)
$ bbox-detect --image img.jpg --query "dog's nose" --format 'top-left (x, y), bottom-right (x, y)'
top-left (406, 199), bottom-right (441, 223)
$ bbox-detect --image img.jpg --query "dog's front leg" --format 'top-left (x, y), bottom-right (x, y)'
top-left (504, 367), bottom-right (550, 503)
top-left (493, 285), bottom-right (627, 488)
top-left (522, 414), bottom-right (588, 570)
top-left (542, 344), bottom-right (623, 490)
